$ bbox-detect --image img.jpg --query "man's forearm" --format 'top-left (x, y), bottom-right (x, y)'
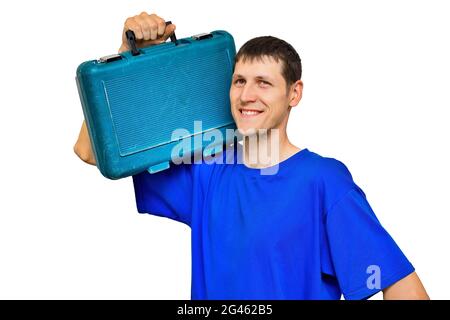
top-left (382, 272), bottom-right (429, 300)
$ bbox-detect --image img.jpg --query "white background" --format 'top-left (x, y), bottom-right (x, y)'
top-left (0, 0), bottom-right (448, 299)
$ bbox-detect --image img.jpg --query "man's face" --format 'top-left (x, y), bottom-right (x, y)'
top-left (230, 56), bottom-right (294, 136)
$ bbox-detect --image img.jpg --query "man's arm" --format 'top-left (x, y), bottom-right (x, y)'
top-left (382, 272), bottom-right (429, 300)
top-left (73, 120), bottom-right (96, 165)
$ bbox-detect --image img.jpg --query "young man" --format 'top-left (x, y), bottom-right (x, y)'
top-left (74, 12), bottom-right (429, 300)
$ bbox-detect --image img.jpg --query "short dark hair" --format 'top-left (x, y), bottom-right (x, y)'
top-left (235, 36), bottom-right (302, 87)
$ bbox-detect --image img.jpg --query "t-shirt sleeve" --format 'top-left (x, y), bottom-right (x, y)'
top-left (132, 163), bottom-right (195, 226)
top-left (325, 186), bottom-right (415, 300)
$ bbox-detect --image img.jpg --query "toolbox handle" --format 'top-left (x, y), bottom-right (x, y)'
top-left (125, 21), bottom-right (178, 56)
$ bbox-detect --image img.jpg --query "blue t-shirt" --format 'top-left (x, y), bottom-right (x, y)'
top-left (132, 145), bottom-right (414, 300)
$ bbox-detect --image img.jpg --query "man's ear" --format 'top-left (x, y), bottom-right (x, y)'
top-left (289, 80), bottom-right (303, 107)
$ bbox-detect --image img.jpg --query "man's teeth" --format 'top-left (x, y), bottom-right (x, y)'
top-left (242, 110), bottom-right (262, 115)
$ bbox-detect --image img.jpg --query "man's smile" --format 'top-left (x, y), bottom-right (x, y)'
top-left (239, 108), bottom-right (265, 119)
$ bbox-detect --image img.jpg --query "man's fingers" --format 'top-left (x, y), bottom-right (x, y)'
top-left (124, 18), bottom-right (144, 40)
top-left (135, 16), bottom-right (151, 40)
top-left (140, 12), bottom-right (159, 41)
top-left (149, 21), bottom-right (158, 40)
top-left (154, 15), bottom-right (166, 37)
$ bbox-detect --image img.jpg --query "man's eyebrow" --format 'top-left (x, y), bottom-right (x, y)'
top-left (254, 75), bottom-right (274, 82)
top-left (232, 74), bottom-right (274, 81)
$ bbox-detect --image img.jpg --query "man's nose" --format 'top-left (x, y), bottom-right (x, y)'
top-left (240, 84), bottom-right (257, 103)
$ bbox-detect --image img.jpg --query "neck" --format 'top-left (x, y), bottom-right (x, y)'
top-left (242, 129), bottom-right (300, 169)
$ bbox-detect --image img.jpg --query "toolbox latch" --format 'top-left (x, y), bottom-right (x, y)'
top-left (147, 161), bottom-right (170, 174)
top-left (97, 54), bottom-right (123, 63)
top-left (192, 32), bottom-right (213, 41)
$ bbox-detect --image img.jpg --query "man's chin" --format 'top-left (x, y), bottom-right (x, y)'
top-left (237, 127), bottom-right (258, 137)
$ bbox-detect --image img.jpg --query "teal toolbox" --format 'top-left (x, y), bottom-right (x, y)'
top-left (76, 25), bottom-right (237, 179)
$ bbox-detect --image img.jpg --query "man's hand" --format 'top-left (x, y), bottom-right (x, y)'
top-left (118, 12), bottom-right (176, 53)
top-left (383, 272), bottom-right (430, 300)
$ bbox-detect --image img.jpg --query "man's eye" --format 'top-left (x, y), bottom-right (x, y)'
top-left (259, 80), bottom-right (271, 86)
top-left (234, 79), bottom-right (245, 85)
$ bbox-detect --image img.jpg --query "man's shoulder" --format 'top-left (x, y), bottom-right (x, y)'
top-left (286, 149), bottom-right (350, 177)
top-left (308, 150), bottom-right (351, 177)
top-left (290, 149), bottom-right (356, 194)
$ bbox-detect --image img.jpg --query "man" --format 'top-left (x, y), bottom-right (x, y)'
top-left (74, 12), bottom-right (429, 300)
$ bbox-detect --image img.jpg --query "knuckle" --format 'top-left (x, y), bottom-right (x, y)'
top-left (124, 17), bottom-right (132, 26)
top-left (125, 17), bottom-right (138, 28)
top-left (147, 20), bottom-right (157, 29)
top-left (157, 19), bottom-right (165, 28)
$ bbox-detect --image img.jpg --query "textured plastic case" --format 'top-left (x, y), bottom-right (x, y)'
top-left (76, 30), bottom-right (236, 179)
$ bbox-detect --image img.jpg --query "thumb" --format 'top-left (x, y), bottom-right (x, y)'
top-left (160, 23), bottom-right (176, 42)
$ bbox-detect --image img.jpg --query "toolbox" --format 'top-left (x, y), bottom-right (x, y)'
top-left (76, 22), bottom-right (237, 179)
